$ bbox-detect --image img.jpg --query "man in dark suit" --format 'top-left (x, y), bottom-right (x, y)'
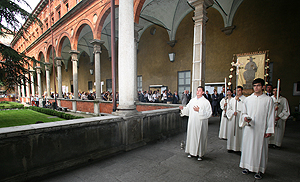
top-left (204, 90), bottom-right (212, 103)
top-left (266, 84), bottom-right (273, 96)
top-left (211, 89), bottom-right (219, 117)
top-left (218, 86), bottom-right (226, 115)
top-left (173, 91), bottom-right (180, 104)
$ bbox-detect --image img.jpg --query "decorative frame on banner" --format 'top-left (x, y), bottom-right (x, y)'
top-left (228, 51), bottom-right (270, 95)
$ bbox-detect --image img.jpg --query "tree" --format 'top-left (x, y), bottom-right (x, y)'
top-left (0, 0), bottom-right (41, 92)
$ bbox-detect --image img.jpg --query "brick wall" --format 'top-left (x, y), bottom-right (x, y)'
top-left (77, 101), bottom-right (94, 113)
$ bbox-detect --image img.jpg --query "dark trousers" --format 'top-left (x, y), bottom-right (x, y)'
top-left (212, 105), bottom-right (218, 116)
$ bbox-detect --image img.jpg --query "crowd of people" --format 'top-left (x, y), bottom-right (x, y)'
top-left (179, 78), bottom-right (290, 180)
top-left (138, 89), bottom-right (189, 104)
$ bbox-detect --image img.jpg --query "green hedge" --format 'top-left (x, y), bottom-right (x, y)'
top-left (0, 101), bottom-right (24, 109)
top-left (28, 106), bottom-right (84, 120)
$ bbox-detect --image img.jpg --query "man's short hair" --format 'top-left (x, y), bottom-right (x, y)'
top-left (252, 78), bottom-right (265, 86)
top-left (237, 86), bottom-right (243, 90)
top-left (266, 84), bottom-right (272, 87)
top-left (197, 86), bottom-right (204, 91)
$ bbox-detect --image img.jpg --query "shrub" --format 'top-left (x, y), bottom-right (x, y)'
top-left (27, 107), bottom-right (83, 120)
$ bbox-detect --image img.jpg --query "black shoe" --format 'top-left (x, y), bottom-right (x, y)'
top-left (242, 168), bottom-right (249, 175)
top-left (227, 150), bottom-right (233, 153)
top-left (254, 172), bottom-right (262, 179)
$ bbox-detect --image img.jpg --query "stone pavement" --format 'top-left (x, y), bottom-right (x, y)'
top-left (38, 117), bottom-right (300, 182)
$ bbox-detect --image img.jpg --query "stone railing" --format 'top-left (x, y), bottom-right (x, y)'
top-left (0, 108), bottom-right (187, 182)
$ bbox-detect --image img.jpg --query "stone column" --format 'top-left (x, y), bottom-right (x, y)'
top-left (188, 0), bottom-right (213, 97)
top-left (55, 57), bottom-right (63, 98)
top-left (35, 67), bottom-right (42, 99)
top-left (134, 23), bottom-right (144, 101)
top-left (18, 84), bottom-right (21, 100)
top-left (44, 62), bottom-right (51, 98)
top-left (90, 39), bottom-right (105, 100)
top-left (117, 0), bottom-right (136, 115)
top-left (69, 50), bottom-right (80, 112)
top-left (21, 79), bottom-right (25, 99)
top-left (30, 70), bottom-right (35, 97)
top-left (26, 73), bottom-right (30, 99)
top-left (56, 57), bottom-right (63, 107)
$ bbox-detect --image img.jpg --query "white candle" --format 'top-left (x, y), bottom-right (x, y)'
top-left (277, 79), bottom-right (280, 100)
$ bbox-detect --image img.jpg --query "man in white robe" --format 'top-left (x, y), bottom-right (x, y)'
top-left (269, 87), bottom-right (290, 148)
top-left (218, 89), bottom-right (233, 139)
top-left (239, 78), bottom-right (275, 180)
top-left (179, 86), bottom-right (212, 161)
top-left (226, 86), bottom-right (246, 152)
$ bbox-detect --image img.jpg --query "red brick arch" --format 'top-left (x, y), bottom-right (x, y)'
top-left (134, 0), bottom-right (146, 23)
top-left (94, 1), bottom-right (119, 40)
top-left (57, 33), bottom-right (72, 57)
top-left (46, 45), bottom-right (56, 63)
top-left (72, 19), bottom-right (94, 50)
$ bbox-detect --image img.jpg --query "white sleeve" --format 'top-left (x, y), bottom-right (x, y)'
top-left (226, 99), bottom-right (234, 120)
top-left (180, 102), bottom-right (190, 116)
top-left (278, 98), bottom-right (290, 120)
top-left (239, 99), bottom-right (249, 128)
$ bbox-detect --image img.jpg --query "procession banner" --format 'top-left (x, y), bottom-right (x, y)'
top-left (236, 51), bottom-right (266, 90)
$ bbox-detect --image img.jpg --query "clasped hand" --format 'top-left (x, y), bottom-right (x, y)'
top-left (193, 106), bottom-right (199, 112)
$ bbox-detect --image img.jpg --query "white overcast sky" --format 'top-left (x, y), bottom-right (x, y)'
top-left (18, 0), bottom-right (40, 24)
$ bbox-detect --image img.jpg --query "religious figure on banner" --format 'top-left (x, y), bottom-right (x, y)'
top-left (243, 57), bottom-right (257, 89)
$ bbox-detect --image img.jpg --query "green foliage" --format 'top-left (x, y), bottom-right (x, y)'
top-left (0, 101), bottom-right (24, 109)
top-left (28, 106), bottom-right (84, 120)
top-left (0, 109), bottom-right (65, 128)
top-left (0, 0), bottom-right (43, 91)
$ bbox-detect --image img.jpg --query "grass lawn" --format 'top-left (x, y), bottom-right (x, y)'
top-left (0, 109), bottom-right (65, 128)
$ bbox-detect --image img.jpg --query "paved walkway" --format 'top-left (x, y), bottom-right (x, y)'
top-left (38, 117), bottom-right (300, 182)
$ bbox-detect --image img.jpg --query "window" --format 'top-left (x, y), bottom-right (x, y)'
top-left (46, 23), bottom-right (48, 29)
top-left (106, 79), bottom-right (112, 92)
top-left (58, 11), bottom-right (61, 19)
top-left (66, 3), bottom-right (69, 11)
top-left (88, 81), bottom-right (93, 92)
top-left (178, 71), bottom-right (191, 95)
top-left (137, 76), bottom-right (142, 91)
top-left (268, 62), bottom-right (273, 85)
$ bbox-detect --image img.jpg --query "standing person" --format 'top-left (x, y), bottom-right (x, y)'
top-left (265, 84), bottom-right (273, 96)
top-left (218, 89), bottom-right (233, 139)
top-left (179, 86), bottom-right (212, 161)
top-left (218, 86), bottom-right (226, 115)
top-left (204, 90), bottom-right (212, 103)
top-left (166, 89), bottom-right (173, 104)
top-left (269, 87), bottom-right (290, 148)
top-left (162, 90), bottom-right (167, 103)
top-left (173, 91), bottom-right (180, 104)
top-left (181, 90), bottom-right (188, 106)
top-left (35, 95), bottom-right (39, 107)
top-left (226, 86), bottom-right (246, 152)
top-left (211, 90), bottom-right (219, 117)
top-left (239, 78), bottom-right (275, 180)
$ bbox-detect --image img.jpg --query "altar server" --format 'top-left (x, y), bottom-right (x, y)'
top-left (218, 89), bottom-right (233, 139)
top-left (179, 86), bottom-right (212, 161)
top-left (269, 87), bottom-right (290, 148)
top-left (226, 86), bottom-right (246, 152)
top-left (239, 78), bottom-right (274, 180)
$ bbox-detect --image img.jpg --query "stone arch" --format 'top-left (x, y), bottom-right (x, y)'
top-left (72, 19), bottom-right (94, 50)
